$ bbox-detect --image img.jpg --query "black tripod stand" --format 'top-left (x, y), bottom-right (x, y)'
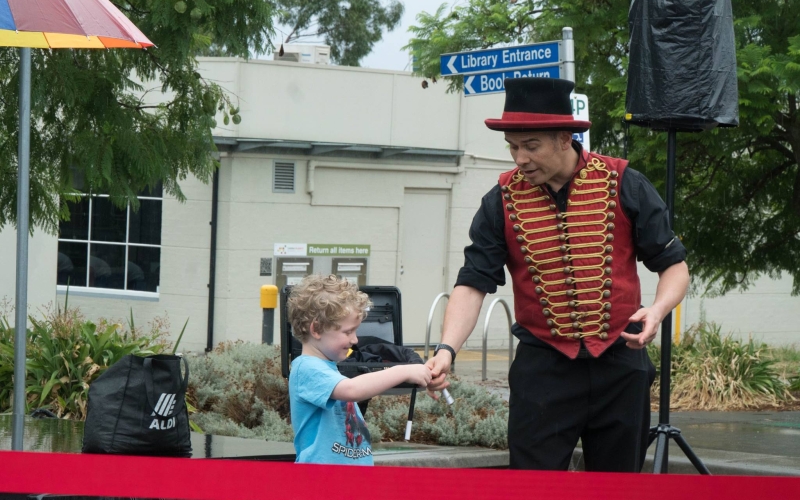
top-left (647, 129), bottom-right (710, 474)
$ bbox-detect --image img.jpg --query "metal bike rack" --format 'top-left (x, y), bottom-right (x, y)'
top-left (482, 298), bottom-right (514, 381)
top-left (423, 292), bottom-right (450, 361)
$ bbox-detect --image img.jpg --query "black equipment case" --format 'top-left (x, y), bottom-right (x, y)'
top-left (280, 285), bottom-right (417, 384)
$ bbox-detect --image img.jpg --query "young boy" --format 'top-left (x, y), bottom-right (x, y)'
top-left (287, 274), bottom-right (432, 465)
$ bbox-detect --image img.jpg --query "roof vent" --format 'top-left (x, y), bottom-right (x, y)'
top-left (273, 44), bottom-right (331, 65)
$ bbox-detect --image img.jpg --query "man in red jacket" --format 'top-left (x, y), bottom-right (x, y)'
top-left (426, 78), bottom-right (689, 472)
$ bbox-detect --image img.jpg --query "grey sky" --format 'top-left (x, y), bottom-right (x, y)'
top-left (263, 1), bottom-right (443, 72)
top-left (360, 0), bottom-right (437, 71)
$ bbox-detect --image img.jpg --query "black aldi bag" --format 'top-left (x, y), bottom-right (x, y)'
top-left (82, 354), bottom-right (192, 457)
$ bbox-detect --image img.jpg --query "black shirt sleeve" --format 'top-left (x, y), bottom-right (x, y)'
top-left (454, 184), bottom-right (508, 293)
top-left (453, 165), bottom-right (686, 294)
top-left (620, 167), bottom-right (687, 273)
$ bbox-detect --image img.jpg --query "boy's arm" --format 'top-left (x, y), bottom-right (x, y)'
top-left (426, 285), bottom-right (485, 393)
top-left (331, 364), bottom-right (431, 402)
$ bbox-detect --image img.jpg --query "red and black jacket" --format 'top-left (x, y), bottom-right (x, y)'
top-left (500, 150), bottom-right (640, 359)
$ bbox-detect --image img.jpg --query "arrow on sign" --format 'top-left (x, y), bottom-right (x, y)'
top-left (446, 55), bottom-right (457, 75)
top-left (464, 75), bottom-right (475, 94)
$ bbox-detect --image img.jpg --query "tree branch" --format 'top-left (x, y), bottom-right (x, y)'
top-left (755, 135), bottom-right (795, 162)
top-left (285, 6), bottom-right (314, 44)
top-left (115, 100), bottom-right (172, 111)
top-left (111, 0), bottom-right (150, 17)
top-left (683, 157), bottom-right (724, 202)
top-left (741, 160), bottom-right (795, 206)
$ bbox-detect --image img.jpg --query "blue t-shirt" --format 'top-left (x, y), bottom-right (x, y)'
top-left (289, 355), bottom-right (373, 465)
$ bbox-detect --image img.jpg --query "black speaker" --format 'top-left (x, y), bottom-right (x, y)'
top-left (625, 0), bottom-right (739, 131)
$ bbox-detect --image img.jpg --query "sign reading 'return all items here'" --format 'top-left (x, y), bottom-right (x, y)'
top-left (274, 243), bottom-right (370, 257)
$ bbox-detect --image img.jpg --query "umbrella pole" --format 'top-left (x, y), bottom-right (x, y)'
top-left (12, 47), bottom-right (31, 451)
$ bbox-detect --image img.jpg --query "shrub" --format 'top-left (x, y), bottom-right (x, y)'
top-left (649, 322), bottom-right (795, 410)
top-left (364, 379), bottom-right (508, 449)
top-left (186, 342), bottom-right (510, 449)
top-left (0, 305), bottom-right (172, 419)
top-left (763, 345), bottom-right (800, 395)
top-left (186, 342), bottom-right (293, 441)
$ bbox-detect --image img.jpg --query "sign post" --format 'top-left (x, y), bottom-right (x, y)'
top-left (562, 27), bottom-right (575, 82)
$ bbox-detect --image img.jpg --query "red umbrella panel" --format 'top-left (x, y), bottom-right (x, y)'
top-left (0, 0), bottom-right (154, 49)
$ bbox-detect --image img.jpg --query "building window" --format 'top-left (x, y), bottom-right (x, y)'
top-left (57, 185), bottom-right (162, 294)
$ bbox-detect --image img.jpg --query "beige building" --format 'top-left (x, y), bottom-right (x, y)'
top-left (0, 57), bottom-right (796, 352)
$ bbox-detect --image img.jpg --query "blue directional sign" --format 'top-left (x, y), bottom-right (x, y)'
top-left (463, 65), bottom-right (561, 96)
top-left (441, 41), bottom-right (560, 76)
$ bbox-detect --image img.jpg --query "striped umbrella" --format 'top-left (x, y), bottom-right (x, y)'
top-left (0, 0), bottom-right (154, 48)
top-left (7, 0), bottom-right (153, 451)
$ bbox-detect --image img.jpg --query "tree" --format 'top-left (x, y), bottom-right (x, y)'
top-left (407, 0), bottom-right (800, 295)
top-left (0, 0), bottom-right (404, 233)
top-left (276, 0), bottom-right (403, 66)
top-left (0, 0), bottom-right (274, 233)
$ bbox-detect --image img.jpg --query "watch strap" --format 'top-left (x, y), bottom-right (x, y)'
top-left (434, 343), bottom-right (456, 363)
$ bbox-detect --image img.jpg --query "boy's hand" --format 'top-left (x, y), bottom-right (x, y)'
top-left (425, 350), bottom-right (452, 399)
top-left (405, 364), bottom-right (433, 388)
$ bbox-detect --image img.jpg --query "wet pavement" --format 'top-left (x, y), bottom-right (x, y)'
top-left (421, 348), bottom-right (800, 475)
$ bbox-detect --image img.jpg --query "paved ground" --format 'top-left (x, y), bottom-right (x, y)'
top-left (377, 349), bottom-right (800, 475)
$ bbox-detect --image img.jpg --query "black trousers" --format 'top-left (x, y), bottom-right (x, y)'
top-left (508, 341), bottom-right (656, 472)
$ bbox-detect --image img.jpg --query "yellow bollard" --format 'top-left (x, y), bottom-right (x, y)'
top-left (674, 303), bottom-right (682, 345)
top-left (261, 285), bottom-right (278, 344)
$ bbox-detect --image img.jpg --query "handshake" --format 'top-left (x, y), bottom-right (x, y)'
top-left (396, 363), bottom-right (454, 404)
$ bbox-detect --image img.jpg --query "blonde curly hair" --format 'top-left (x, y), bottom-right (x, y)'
top-left (287, 274), bottom-right (372, 342)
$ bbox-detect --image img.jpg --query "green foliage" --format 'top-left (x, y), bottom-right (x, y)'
top-left (0, 306), bottom-right (172, 419)
top-left (276, 0), bottom-right (404, 66)
top-left (763, 344), bottom-right (800, 393)
top-left (648, 322), bottom-right (795, 410)
top-left (192, 408), bottom-right (293, 440)
top-left (407, 0), bottom-right (800, 295)
top-left (187, 342), bottom-right (510, 448)
top-left (0, 1), bottom-right (411, 232)
top-left (186, 342), bottom-right (293, 441)
top-left (365, 379), bottom-right (508, 449)
top-left (0, 0), bottom-right (275, 233)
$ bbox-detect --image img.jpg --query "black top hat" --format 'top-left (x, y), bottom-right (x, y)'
top-left (484, 78), bottom-right (591, 133)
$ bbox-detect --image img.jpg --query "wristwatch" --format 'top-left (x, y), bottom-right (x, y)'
top-left (434, 343), bottom-right (457, 363)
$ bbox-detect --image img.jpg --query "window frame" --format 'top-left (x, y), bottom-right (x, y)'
top-left (56, 191), bottom-right (163, 299)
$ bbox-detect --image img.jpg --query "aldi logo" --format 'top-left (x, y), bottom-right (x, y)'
top-left (149, 393), bottom-right (178, 430)
top-left (151, 393), bottom-right (177, 417)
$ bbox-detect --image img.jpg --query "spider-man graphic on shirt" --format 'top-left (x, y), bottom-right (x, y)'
top-left (344, 401), bottom-right (369, 447)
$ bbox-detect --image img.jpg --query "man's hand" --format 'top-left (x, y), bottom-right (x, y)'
top-left (425, 350), bottom-right (453, 399)
top-left (620, 306), bottom-right (664, 349)
top-left (621, 261), bottom-right (689, 350)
